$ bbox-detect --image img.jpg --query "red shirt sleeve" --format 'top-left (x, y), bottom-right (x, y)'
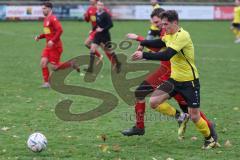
top-left (38, 34), bottom-right (45, 39)
top-left (51, 16), bottom-right (63, 43)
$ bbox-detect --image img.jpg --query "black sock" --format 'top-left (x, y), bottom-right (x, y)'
top-left (89, 52), bottom-right (95, 70)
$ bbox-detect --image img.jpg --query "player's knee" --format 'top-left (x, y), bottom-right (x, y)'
top-left (84, 41), bottom-right (91, 48)
top-left (41, 60), bottom-right (48, 68)
top-left (149, 97), bottom-right (159, 109)
top-left (189, 109), bottom-right (200, 123)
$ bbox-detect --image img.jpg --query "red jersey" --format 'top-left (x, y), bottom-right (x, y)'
top-left (84, 5), bottom-right (111, 30)
top-left (38, 13), bottom-right (63, 48)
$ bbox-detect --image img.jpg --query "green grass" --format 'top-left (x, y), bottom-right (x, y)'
top-left (0, 20), bottom-right (240, 160)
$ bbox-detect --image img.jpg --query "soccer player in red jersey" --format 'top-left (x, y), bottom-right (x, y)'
top-left (122, 9), bottom-right (214, 140)
top-left (84, 0), bottom-right (119, 71)
top-left (35, 2), bottom-right (79, 88)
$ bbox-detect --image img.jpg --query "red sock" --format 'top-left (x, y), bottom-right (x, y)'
top-left (104, 51), bottom-right (116, 65)
top-left (55, 62), bottom-right (71, 70)
top-left (42, 67), bottom-right (49, 83)
top-left (95, 50), bottom-right (101, 58)
top-left (200, 111), bottom-right (211, 128)
top-left (135, 102), bottom-right (146, 129)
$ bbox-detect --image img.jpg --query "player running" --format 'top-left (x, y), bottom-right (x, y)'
top-left (131, 10), bottom-right (219, 149)
top-left (35, 2), bottom-right (80, 88)
top-left (231, 0), bottom-right (240, 43)
top-left (85, 1), bottom-right (121, 73)
top-left (84, 0), bottom-right (121, 72)
top-left (122, 8), bottom-right (189, 139)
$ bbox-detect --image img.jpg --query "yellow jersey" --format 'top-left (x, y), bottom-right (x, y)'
top-left (150, 4), bottom-right (160, 31)
top-left (162, 28), bottom-right (199, 82)
top-left (233, 6), bottom-right (240, 24)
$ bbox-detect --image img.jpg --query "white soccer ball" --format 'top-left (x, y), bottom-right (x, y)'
top-left (27, 132), bottom-right (47, 152)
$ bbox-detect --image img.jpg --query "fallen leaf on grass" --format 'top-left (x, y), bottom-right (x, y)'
top-left (224, 140), bottom-right (232, 148)
top-left (112, 144), bottom-right (121, 152)
top-left (98, 144), bottom-right (109, 152)
top-left (233, 107), bottom-right (239, 111)
top-left (101, 134), bottom-right (107, 142)
top-left (216, 150), bottom-right (222, 154)
top-left (26, 98), bottom-right (32, 103)
top-left (191, 136), bottom-right (198, 141)
top-left (166, 158), bottom-right (174, 160)
top-left (1, 127), bottom-right (10, 131)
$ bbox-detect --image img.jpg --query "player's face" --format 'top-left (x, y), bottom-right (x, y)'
top-left (42, 6), bottom-right (51, 16)
top-left (161, 18), bottom-right (177, 34)
top-left (97, 2), bottom-right (104, 11)
top-left (150, 0), bottom-right (158, 6)
top-left (152, 16), bottom-right (162, 29)
top-left (90, 0), bottom-right (97, 5)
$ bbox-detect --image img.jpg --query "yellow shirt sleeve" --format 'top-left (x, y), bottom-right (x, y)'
top-left (166, 33), bottom-right (189, 52)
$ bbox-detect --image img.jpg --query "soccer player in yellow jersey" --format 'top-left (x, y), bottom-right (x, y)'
top-left (146, 0), bottom-right (161, 40)
top-left (132, 10), bottom-right (220, 149)
top-left (232, 0), bottom-right (240, 43)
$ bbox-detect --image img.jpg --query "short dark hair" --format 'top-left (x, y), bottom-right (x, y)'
top-left (151, 8), bottom-right (165, 18)
top-left (43, 1), bottom-right (53, 9)
top-left (160, 10), bottom-right (179, 22)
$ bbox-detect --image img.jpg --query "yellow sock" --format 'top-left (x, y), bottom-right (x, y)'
top-left (237, 30), bottom-right (240, 38)
top-left (155, 102), bottom-right (176, 117)
top-left (232, 28), bottom-right (238, 37)
top-left (195, 117), bottom-right (210, 138)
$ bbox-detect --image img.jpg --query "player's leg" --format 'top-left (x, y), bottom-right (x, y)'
top-left (121, 81), bottom-right (154, 136)
top-left (84, 43), bottom-right (99, 73)
top-left (85, 31), bottom-right (103, 63)
top-left (40, 49), bottom-right (50, 88)
top-left (99, 32), bottom-right (121, 73)
top-left (178, 79), bottom-right (219, 149)
top-left (47, 47), bottom-right (80, 72)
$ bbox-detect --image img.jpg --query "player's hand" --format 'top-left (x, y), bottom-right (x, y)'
top-left (47, 40), bottom-right (54, 48)
top-left (96, 27), bottom-right (103, 32)
top-left (132, 51), bottom-right (143, 61)
top-left (34, 36), bottom-right (39, 42)
top-left (126, 33), bottom-right (138, 40)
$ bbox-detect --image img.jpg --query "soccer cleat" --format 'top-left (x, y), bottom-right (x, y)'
top-left (234, 38), bottom-right (240, 44)
top-left (40, 82), bottom-right (50, 88)
top-left (177, 113), bottom-right (189, 140)
top-left (70, 61), bottom-right (80, 73)
top-left (202, 136), bottom-right (219, 150)
top-left (209, 122), bottom-right (221, 147)
top-left (121, 126), bottom-right (145, 136)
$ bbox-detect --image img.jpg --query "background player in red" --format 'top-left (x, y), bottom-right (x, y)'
top-left (35, 2), bottom-right (79, 88)
top-left (84, 0), bottom-right (118, 69)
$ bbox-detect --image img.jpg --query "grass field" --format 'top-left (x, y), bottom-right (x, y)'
top-left (0, 20), bottom-right (240, 160)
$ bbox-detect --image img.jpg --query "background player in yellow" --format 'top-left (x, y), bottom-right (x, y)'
top-left (131, 10), bottom-right (220, 149)
top-left (146, 0), bottom-right (161, 40)
top-left (231, 0), bottom-right (240, 43)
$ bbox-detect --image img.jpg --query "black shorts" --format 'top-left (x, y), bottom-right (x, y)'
top-left (93, 31), bottom-right (111, 45)
top-left (232, 23), bottom-right (240, 29)
top-left (158, 78), bottom-right (200, 108)
top-left (148, 29), bottom-right (160, 37)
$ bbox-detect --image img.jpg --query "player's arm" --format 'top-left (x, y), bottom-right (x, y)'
top-left (140, 39), bottom-right (166, 49)
top-left (132, 47), bottom-right (177, 61)
top-left (142, 47), bottom-right (177, 61)
top-left (51, 17), bottom-right (63, 43)
top-left (35, 34), bottom-right (45, 41)
top-left (84, 8), bottom-right (90, 22)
